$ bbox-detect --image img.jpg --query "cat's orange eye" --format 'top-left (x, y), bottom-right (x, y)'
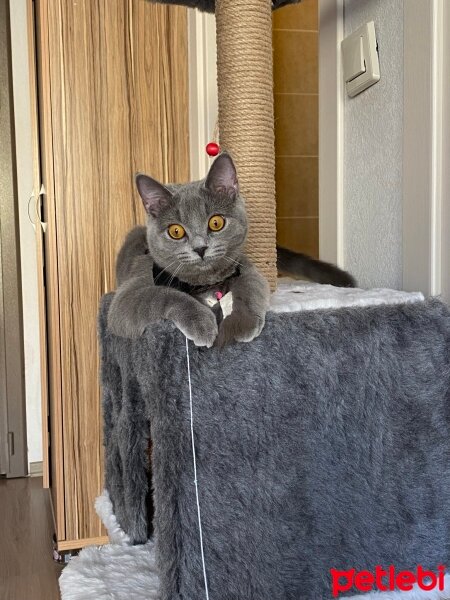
top-left (168, 224), bottom-right (186, 240)
top-left (208, 215), bottom-right (225, 232)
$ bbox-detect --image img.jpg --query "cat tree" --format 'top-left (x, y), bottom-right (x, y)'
top-left (155, 0), bottom-right (300, 289)
top-left (58, 3), bottom-right (450, 599)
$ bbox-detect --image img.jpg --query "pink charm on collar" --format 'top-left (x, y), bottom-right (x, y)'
top-left (215, 291), bottom-right (223, 301)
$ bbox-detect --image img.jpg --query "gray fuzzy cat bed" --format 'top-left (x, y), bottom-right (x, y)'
top-left (89, 284), bottom-right (450, 600)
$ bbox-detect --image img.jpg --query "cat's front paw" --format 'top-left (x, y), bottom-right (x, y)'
top-left (215, 311), bottom-right (265, 348)
top-left (174, 304), bottom-right (218, 348)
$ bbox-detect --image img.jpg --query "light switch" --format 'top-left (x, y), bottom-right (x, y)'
top-left (341, 22), bottom-right (380, 98)
top-left (343, 35), bottom-right (366, 83)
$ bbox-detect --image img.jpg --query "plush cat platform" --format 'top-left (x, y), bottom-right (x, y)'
top-left (62, 283), bottom-right (450, 600)
top-left (59, 489), bottom-right (450, 600)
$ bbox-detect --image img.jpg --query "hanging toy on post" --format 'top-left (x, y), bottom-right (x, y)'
top-left (205, 141), bottom-right (220, 157)
top-left (206, 120), bottom-right (220, 157)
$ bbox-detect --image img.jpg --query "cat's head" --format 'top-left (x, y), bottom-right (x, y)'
top-left (136, 152), bottom-right (247, 284)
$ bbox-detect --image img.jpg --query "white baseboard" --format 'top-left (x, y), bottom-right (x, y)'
top-left (29, 460), bottom-right (43, 477)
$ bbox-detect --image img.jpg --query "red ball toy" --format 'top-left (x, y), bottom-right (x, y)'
top-left (206, 142), bottom-right (220, 157)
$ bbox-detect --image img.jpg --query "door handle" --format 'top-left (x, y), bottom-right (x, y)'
top-left (36, 185), bottom-right (48, 233)
top-left (28, 192), bottom-right (36, 231)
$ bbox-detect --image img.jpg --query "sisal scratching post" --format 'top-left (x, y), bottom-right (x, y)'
top-left (216, 0), bottom-right (278, 290)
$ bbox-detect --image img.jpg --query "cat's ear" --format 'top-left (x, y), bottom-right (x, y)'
top-left (135, 173), bottom-right (172, 217)
top-left (205, 152), bottom-right (239, 198)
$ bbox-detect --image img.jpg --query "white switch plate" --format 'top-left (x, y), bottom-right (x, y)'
top-left (341, 22), bottom-right (380, 98)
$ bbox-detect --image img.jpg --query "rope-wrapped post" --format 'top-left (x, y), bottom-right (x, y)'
top-left (216, 0), bottom-right (277, 290)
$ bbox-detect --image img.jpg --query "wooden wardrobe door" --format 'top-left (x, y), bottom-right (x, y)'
top-left (33, 0), bottom-right (65, 542)
top-left (35, 0), bottom-right (189, 547)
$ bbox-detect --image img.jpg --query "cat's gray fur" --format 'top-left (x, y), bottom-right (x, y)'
top-left (108, 152), bottom-right (355, 347)
top-left (108, 153), bottom-right (270, 347)
top-left (150, 0), bottom-right (299, 14)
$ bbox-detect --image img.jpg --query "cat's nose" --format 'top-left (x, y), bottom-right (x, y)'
top-left (194, 246), bottom-right (208, 259)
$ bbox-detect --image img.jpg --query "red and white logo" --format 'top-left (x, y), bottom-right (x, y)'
top-left (330, 565), bottom-right (446, 597)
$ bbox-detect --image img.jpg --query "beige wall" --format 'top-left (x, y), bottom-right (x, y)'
top-left (273, 0), bottom-right (319, 258)
top-left (9, 0), bottom-right (43, 467)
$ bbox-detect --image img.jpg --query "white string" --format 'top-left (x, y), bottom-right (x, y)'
top-left (185, 336), bottom-right (210, 600)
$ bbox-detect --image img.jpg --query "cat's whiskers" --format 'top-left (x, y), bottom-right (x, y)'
top-left (153, 258), bottom-right (181, 284)
top-left (222, 255), bottom-right (244, 268)
top-left (167, 263), bottom-right (183, 287)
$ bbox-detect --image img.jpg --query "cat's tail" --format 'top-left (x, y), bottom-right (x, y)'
top-left (277, 246), bottom-right (356, 288)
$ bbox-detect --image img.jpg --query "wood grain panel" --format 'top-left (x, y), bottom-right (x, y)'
top-left (57, 535), bottom-right (109, 552)
top-left (34, 0), bottom-right (65, 538)
top-left (36, 0), bottom-right (188, 544)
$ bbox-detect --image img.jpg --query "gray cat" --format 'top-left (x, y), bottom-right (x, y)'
top-left (108, 153), bottom-right (270, 347)
top-left (108, 152), bottom-right (355, 347)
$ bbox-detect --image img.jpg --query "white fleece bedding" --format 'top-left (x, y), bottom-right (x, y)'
top-left (270, 280), bottom-right (424, 313)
